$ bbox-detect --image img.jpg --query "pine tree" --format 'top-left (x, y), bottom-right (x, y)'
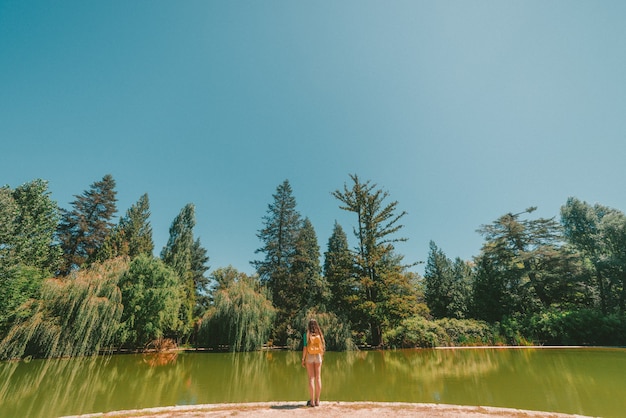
top-left (120, 193), bottom-right (154, 258)
top-left (57, 174), bottom-right (117, 276)
top-left (424, 241), bottom-right (453, 319)
top-left (424, 241), bottom-right (472, 319)
top-left (252, 180), bottom-right (302, 316)
top-left (291, 217), bottom-right (328, 310)
top-left (324, 221), bottom-right (357, 321)
top-left (96, 193), bottom-right (154, 261)
top-left (332, 174), bottom-right (409, 346)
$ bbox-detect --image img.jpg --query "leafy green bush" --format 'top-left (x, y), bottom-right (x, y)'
top-left (0, 265), bottom-right (46, 339)
top-left (529, 308), bottom-right (626, 346)
top-left (434, 318), bottom-right (494, 346)
top-left (384, 316), bottom-right (498, 348)
top-left (383, 316), bottom-right (445, 348)
top-left (494, 315), bottom-right (534, 346)
top-left (117, 255), bottom-right (183, 348)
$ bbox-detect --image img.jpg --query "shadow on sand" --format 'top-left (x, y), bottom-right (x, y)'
top-left (271, 403), bottom-right (308, 410)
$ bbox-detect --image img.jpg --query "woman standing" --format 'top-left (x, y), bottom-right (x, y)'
top-left (301, 318), bottom-right (325, 407)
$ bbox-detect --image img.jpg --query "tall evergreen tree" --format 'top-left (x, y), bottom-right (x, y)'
top-left (291, 217), bottom-right (328, 310)
top-left (161, 203), bottom-right (197, 339)
top-left (448, 257), bottom-right (473, 319)
top-left (57, 174), bottom-right (117, 276)
top-left (119, 193), bottom-right (154, 258)
top-left (252, 180), bottom-right (303, 325)
top-left (424, 241), bottom-right (473, 319)
top-left (471, 254), bottom-right (508, 322)
top-left (424, 241), bottom-right (453, 319)
top-left (324, 221), bottom-right (357, 321)
top-left (332, 174), bottom-right (408, 346)
top-left (96, 193), bottom-right (154, 261)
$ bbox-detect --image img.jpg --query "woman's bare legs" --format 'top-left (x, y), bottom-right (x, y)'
top-left (306, 360), bottom-right (322, 406)
top-left (314, 361), bottom-right (322, 406)
top-left (306, 361), bottom-right (316, 405)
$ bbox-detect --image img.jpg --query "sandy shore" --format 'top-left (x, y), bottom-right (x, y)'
top-left (64, 402), bottom-right (591, 418)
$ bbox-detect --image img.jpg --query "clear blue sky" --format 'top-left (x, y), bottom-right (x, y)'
top-left (2, 1), bottom-right (625, 276)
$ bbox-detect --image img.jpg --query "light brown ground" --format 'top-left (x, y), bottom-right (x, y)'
top-left (64, 402), bottom-right (591, 418)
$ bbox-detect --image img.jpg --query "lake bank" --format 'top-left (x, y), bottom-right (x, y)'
top-left (62, 401), bottom-right (591, 418)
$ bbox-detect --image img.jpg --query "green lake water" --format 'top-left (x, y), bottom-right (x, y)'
top-left (1, 347), bottom-right (625, 418)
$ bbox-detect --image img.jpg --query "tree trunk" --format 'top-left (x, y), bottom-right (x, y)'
top-left (370, 321), bottom-right (382, 347)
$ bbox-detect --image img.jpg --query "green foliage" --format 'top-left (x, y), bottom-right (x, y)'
top-left (332, 174), bottom-right (409, 346)
top-left (0, 258), bottom-right (126, 360)
top-left (6, 174), bottom-right (626, 354)
top-left (292, 217), bottom-right (329, 310)
top-left (0, 266), bottom-right (46, 339)
top-left (494, 315), bottom-right (534, 346)
top-left (289, 309), bottom-right (356, 351)
top-left (119, 193), bottom-right (154, 258)
top-left (96, 193), bottom-right (154, 261)
top-left (161, 203), bottom-right (204, 340)
top-left (57, 174), bottom-right (118, 275)
top-left (424, 241), bottom-right (452, 318)
top-left (191, 238), bottom-right (211, 317)
top-left (383, 316), bottom-right (445, 348)
top-left (199, 267), bottom-right (275, 351)
top-left (383, 316), bottom-right (495, 348)
top-left (253, 180), bottom-right (304, 339)
top-left (161, 203), bottom-right (195, 279)
top-left (471, 255), bottom-right (512, 323)
top-left (378, 267), bottom-right (423, 327)
top-left (324, 222), bottom-right (358, 322)
top-left (424, 242), bottom-right (473, 319)
top-left (0, 180), bottom-right (61, 338)
top-left (117, 255), bottom-right (183, 348)
top-left (10, 179), bottom-right (62, 273)
top-left (528, 308), bottom-right (626, 346)
top-left (473, 207), bottom-right (582, 322)
top-left (562, 197), bottom-right (626, 314)
top-left (434, 318), bottom-right (494, 346)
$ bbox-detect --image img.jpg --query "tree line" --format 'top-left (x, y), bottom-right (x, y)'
top-left (1, 174), bottom-right (625, 360)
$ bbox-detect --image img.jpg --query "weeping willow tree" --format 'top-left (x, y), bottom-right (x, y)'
top-left (0, 258), bottom-right (127, 360)
top-left (199, 267), bottom-right (275, 351)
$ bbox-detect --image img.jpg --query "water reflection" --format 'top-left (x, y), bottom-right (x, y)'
top-left (1, 348), bottom-right (626, 418)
